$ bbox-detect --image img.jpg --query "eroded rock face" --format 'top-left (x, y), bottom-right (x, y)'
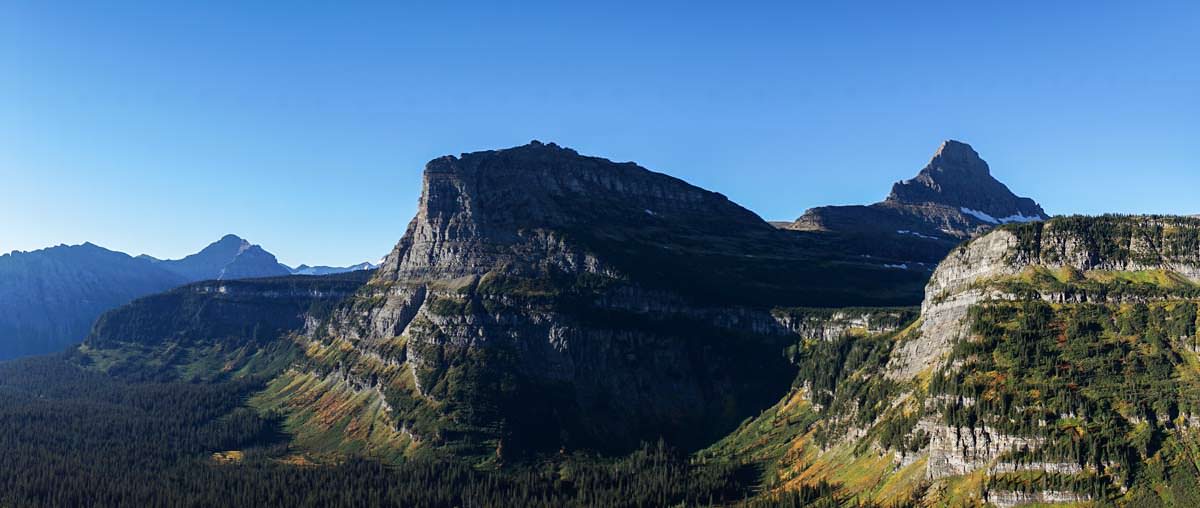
top-left (985, 489), bottom-right (1091, 508)
top-left (888, 229), bottom-right (1023, 379)
top-left (922, 418), bottom-right (1043, 479)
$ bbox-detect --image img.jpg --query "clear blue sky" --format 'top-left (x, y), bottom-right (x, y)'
top-left (2, 1), bottom-right (1197, 266)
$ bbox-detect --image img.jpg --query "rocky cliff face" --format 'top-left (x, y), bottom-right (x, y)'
top-left (789, 140), bottom-right (1047, 243)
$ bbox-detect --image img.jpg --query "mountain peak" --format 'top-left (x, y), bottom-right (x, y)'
top-left (214, 234), bottom-right (250, 248)
top-left (154, 235), bottom-right (288, 282)
top-left (884, 140), bottom-right (1045, 220)
top-left (788, 140), bottom-right (1047, 241)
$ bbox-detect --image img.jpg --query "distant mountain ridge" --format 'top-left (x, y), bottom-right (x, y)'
top-left (287, 262), bottom-right (378, 276)
top-left (142, 234), bottom-right (291, 281)
top-left (0, 243), bottom-right (184, 360)
top-left (0, 234), bottom-right (376, 360)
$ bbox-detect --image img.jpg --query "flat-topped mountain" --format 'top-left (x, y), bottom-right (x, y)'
top-left (788, 140), bottom-right (1048, 241)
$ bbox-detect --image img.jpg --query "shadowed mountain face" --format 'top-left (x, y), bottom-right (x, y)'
top-left (0, 244), bottom-right (185, 360)
top-left (788, 140), bottom-right (1047, 242)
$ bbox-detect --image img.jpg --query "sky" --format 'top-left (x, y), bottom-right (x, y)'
top-left (2, 1), bottom-right (1197, 266)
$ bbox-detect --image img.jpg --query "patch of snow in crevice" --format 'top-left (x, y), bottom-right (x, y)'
top-left (644, 209), bottom-right (657, 216)
top-left (961, 207), bottom-right (1045, 225)
top-left (883, 263), bottom-right (909, 270)
top-left (960, 207), bottom-right (999, 224)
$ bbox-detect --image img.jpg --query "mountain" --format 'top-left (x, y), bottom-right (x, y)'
top-left (0, 243), bottom-right (185, 360)
top-left (0, 234), bottom-right (313, 360)
top-left (29, 142), bottom-right (1200, 505)
top-left (713, 215), bottom-right (1200, 506)
top-left (77, 141), bottom-right (933, 462)
top-left (150, 234), bottom-right (292, 281)
top-left (287, 262), bottom-right (378, 276)
top-left (787, 140), bottom-right (1048, 243)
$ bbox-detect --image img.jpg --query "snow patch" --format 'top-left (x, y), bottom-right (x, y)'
top-left (883, 263), bottom-right (909, 270)
top-left (961, 207), bottom-right (1044, 225)
top-left (960, 207), bottom-right (999, 224)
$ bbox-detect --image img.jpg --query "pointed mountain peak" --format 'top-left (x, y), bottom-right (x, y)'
top-left (214, 234), bottom-right (250, 247)
top-left (885, 140), bottom-right (1045, 220)
top-left (918, 139), bottom-right (990, 180)
top-left (931, 139), bottom-right (983, 166)
top-left (156, 234), bottom-right (288, 282)
top-left (199, 234), bottom-right (253, 256)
